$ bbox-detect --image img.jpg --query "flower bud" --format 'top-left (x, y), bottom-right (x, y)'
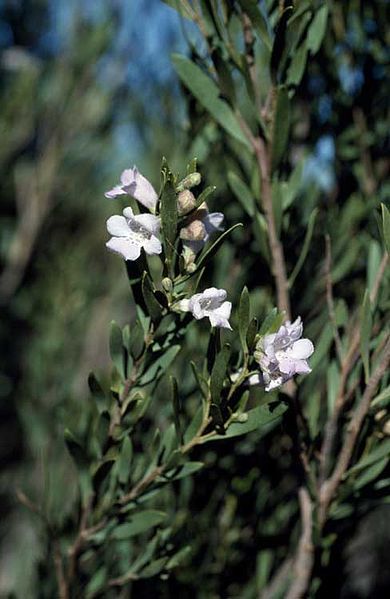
top-left (162, 277), bottom-right (173, 292)
top-left (176, 172), bottom-right (202, 192)
top-left (180, 220), bottom-right (207, 241)
top-left (177, 190), bottom-right (197, 215)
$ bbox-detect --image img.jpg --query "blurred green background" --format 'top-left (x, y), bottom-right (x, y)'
top-left (0, 1), bottom-right (389, 597)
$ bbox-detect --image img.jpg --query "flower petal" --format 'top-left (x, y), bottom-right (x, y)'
top-left (178, 299), bottom-right (190, 312)
top-left (120, 167), bottom-right (136, 186)
top-left (294, 360), bottom-right (312, 374)
top-left (290, 339), bottom-right (314, 360)
top-left (106, 215), bottom-right (131, 237)
top-left (135, 213), bottom-right (161, 235)
top-left (204, 212), bottom-right (224, 234)
top-left (209, 311), bottom-right (232, 329)
top-left (143, 235), bottom-right (162, 255)
top-left (106, 237), bottom-right (141, 261)
top-left (105, 185), bottom-right (127, 199)
top-left (126, 167), bottom-right (158, 211)
top-left (202, 287), bottom-right (227, 302)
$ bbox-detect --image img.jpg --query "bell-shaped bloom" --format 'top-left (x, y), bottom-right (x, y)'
top-left (105, 166), bottom-right (158, 212)
top-left (106, 207), bottom-right (162, 261)
top-left (178, 287), bottom-right (232, 330)
top-left (254, 317), bottom-right (314, 392)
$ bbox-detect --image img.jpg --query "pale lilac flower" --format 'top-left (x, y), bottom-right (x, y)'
top-left (105, 166), bottom-right (158, 211)
top-left (106, 207), bottom-right (162, 261)
top-left (254, 317), bottom-right (314, 392)
top-left (178, 287), bottom-right (232, 330)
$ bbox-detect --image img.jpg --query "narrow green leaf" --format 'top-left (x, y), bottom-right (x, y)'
top-left (271, 85), bottom-right (290, 172)
top-left (142, 272), bottom-right (163, 322)
top-left (64, 429), bottom-right (89, 470)
top-left (253, 213), bottom-right (270, 261)
top-left (160, 176), bottom-right (178, 267)
top-left (287, 42), bottom-right (308, 87)
top-left (163, 461), bottom-right (204, 482)
top-left (227, 171), bottom-right (255, 217)
top-left (118, 437), bottom-right (133, 485)
top-left (190, 361), bottom-right (208, 399)
top-left (88, 372), bottom-right (106, 401)
top-left (246, 317), bottom-right (258, 350)
top-left (238, 287), bottom-right (250, 352)
top-left (288, 208), bottom-right (319, 287)
top-left (111, 511), bottom-right (166, 539)
top-left (270, 7), bottom-right (293, 83)
top-left (360, 290), bottom-right (372, 383)
top-left (237, 0), bottom-right (271, 49)
top-left (172, 54), bottom-right (251, 149)
top-left (206, 403), bottom-right (287, 441)
top-left (183, 405), bottom-right (203, 444)
top-left (170, 376), bottom-right (183, 444)
top-left (371, 385), bottom-right (390, 408)
top-left (139, 345), bottom-right (181, 386)
top-left (307, 6), bottom-right (329, 55)
top-left (327, 361), bottom-right (340, 414)
top-left (210, 343), bottom-right (231, 405)
top-left (348, 440), bottom-right (390, 475)
top-left (109, 321), bottom-right (125, 379)
top-left (259, 308), bottom-right (278, 335)
top-left (381, 203), bottom-right (390, 254)
top-left (353, 458), bottom-right (388, 491)
top-left (196, 223), bottom-right (243, 271)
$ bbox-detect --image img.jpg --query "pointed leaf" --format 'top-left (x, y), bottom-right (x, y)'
top-left (381, 203), bottom-right (390, 254)
top-left (238, 287), bottom-right (250, 352)
top-left (172, 54), bottom-right (251, 149)
top-left (360, 290), bottom-right (372, 383)
top-left (109, 321), bottom-right (125, 379)
top-left (210, 343), bottom-right (231, 405)
top-left (111, 511), bottom-right (166, 539)
top-left (160, 176), bottom-right (178, 267)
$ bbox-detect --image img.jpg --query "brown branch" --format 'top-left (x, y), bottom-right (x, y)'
top-left (319, 336), bottom-right (390, 527)
top-left (286, 487), bottom-right (314, 599)
top-left (54, 541), bottom-right (69, 599)
top-left (259, 557), bottom-right (293, 599)
top-left (325, 235), bottom-right (343, 364)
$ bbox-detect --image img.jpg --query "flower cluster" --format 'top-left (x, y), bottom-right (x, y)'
top-left (254, 317), bottom-right (314, 391)
top-left (104, 165), bottom-right (314, 391)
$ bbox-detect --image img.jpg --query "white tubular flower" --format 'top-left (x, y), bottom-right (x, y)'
top-left (106, 207), bottom-right (162, 261)
top-left (178, 287), bottom-right (232, 330)
top-left (254, 317), bottom-right (314, 392)
top-left (105, 166), bottom-right (158, 212)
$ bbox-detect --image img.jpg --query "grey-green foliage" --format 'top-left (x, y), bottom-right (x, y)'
top-left (1, 0), bottom-right (390, 597)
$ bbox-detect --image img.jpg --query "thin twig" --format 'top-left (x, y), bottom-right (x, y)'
top-left (286, 487), bottom-right (314, 599)
top-left (54, 541), bottom-right (69, 599)
top-left (259, 557), bottom-right (293, 599)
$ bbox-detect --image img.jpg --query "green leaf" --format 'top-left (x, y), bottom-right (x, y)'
top-left (111, 510), bottom-right (166, 539)
top-left (327, 361), bottom-right (340, 414)
top-left (237, 0), bottom-right (271, 50)
top-left (118, 437), bottom-right (133, 485)
top-left (271, 85), bottom-right (290, 172)
top-left (170, 376), bottom-right (183, 444)
top-left (184, 405), bottom-right (203, 444)
top-left (367, 239), bottom-right (382, 299)
top-left (190, 360), bottom-right (208, 399)
top-left (109, 321), bottom-right (125, 379)
top-left (227, 171), bottom-right (255, 217)
top-left (210, 344), bottom-right (231, 405)
top-left (246, 317), bottom-right (258, 350)
top-left (166, 545), bottom-right (192, 570)
top-left (160, 176), bottom-right (178, 268)
top-left (253, 213), bottom-right (270, 261)
top-left (172, 54), bottom-right (251, 149)
top-left (307, 6), bottom-right (329, 55)
top-left (139, 345), bottom-right (181, 386)
top-left (206, 403), bottom-right (287, 441)
top-left (238, 287), bottom-right (250, 352)
top-left (259, 308), bottom-right (279, 335)
top-left (163, 461), bottom-right (204, 482)
top-left (353, 457), bottom-right (388, 491)
top-left (270, 7), bottom-right (293, 83)
top-left (88, 372), bottom-right (105, 399)
top-left (381, 203), bottom-right (390, 254)
top-left (288, 208), bottom-right (319, 287)
top-left (287, 42), bottom-right (308, 87)
top-left (348, 440), bottom-right (390, 476)
top-left (372, 385), bottom-right (390, 408)
top-left (196, 223), bottom-right (243, 271)
top-left (360, 290), bottom-right (372, 383)
top-left (142, 272), bottom-right (163, 322)
top-left (139, 557), bottom-right (168, 578)
top-left (64, 429), bottom-right (89, 470)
